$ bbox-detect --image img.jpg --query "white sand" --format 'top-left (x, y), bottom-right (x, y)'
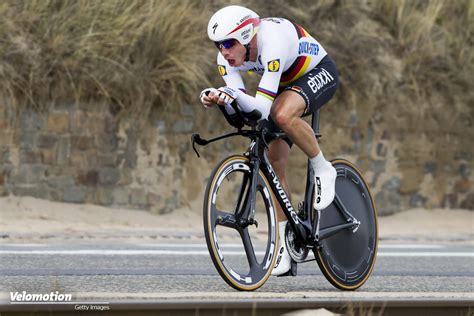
top-left (0, 196), bottom-right (472, 242)
top-left (0, 196), bottom-right (203, 240)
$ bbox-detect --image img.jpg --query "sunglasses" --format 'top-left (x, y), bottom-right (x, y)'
top-left (214, 39), bottom-right (238, 50)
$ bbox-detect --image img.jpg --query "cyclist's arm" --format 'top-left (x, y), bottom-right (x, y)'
top-left (227, 30), bottom-right (287, 120)
top-left (234, 69), bottom-right (281, 120)
top-left (217, 53), bottom-right (246, 114)
top-left (234, 49), bottom-right (285, 120)
top-left (217, 53), bottom-right (286, 120)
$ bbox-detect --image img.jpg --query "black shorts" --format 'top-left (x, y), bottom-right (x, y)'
top-left (268, 55), bottom-right (339, 147)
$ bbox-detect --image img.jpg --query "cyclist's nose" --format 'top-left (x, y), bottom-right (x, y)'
top-left (221, 48), bottom-right (231, 58)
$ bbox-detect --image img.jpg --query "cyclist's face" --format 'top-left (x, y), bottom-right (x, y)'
top-left (215, 39), bottom-right (245, 67)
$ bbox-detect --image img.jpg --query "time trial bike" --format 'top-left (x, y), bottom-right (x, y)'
top-left (191, 102), bottom-right (378, 291)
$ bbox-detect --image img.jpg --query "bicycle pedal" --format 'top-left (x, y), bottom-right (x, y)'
top-left (277, 260), bottom-right (297, 277)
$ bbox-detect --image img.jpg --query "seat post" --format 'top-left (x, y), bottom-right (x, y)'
top-left (311, 109), bottom-right (321, 139)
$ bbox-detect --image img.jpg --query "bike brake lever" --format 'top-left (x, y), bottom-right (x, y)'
top-left (192, 133), bottom-right (209, 145)
top-left (191, 133), bottom-right (209, 158)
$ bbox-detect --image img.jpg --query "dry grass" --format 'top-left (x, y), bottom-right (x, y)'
top-left (254, 0), bottom-right (473, 133)
top-left (0, 0), bottom-right (213, 117)
top-left (371, 0), bottom-right (473, 92)
top-left (366, 0), bottom-right (473, 139)
top-left (0, 0), bottom-right (471, 126)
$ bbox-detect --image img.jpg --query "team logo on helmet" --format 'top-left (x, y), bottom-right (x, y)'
top-left (217, 65), bottom-right (227, 76)
top-left (267, 59), bottom-right (280, 72)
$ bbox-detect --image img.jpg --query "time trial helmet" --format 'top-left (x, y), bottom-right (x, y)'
top-left (207, 6), bottom-right (260, 47)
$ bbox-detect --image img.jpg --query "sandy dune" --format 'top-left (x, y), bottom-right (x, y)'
top-left (0, 196), bottom-right (472, 243)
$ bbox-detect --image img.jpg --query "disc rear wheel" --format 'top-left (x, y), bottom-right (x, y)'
top-left (314, 159), bottom-right (378, 290)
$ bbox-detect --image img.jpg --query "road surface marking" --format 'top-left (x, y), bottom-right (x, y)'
top-left (0, 250), bottom-right (472, 257)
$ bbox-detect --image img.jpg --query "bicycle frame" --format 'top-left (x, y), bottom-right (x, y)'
top-left (192, 109), bottom-right (361, 248)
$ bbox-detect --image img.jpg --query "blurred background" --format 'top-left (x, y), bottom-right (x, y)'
top-left (0, 0), bottom-right (472, 216)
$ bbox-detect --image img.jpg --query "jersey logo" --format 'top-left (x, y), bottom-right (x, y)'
top-left (290, 86), bottom-right (303, 93)
top-left (267, 59), bottom-right (280, 72)
top-left (217, 65), bottom-right (227, 76)
top-left (298, 41), bottom-right (319, 55)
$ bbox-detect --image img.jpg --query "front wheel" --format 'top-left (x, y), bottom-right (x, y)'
top-left (314, 159), bottom-right (378, 290)
top-left (203, 155), bottom-right (279, 291)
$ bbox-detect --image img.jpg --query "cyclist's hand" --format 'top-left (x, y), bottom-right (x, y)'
top-left (214, 86), bottom-right (238, 106)
top-left (200, 88), bottom-right (218, 108)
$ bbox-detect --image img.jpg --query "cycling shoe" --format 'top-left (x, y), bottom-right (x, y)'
top-left (313, 161), bottom-right (337, 210)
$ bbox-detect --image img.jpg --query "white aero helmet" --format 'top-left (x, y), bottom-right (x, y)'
top-left (207, 5), bottom-right (260, 46)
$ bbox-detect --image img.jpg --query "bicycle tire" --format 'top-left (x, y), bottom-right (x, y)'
top-left (203, 155), bottom-right (279, 291)
top-left (314, 159), bottom-right (378, 290)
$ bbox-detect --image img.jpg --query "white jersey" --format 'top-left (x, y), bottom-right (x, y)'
top-left (217, 18), bottom-right (327, 120)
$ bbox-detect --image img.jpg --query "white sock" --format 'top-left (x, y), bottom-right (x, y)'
top-left (310, 151), bottom-right (327, 172)
top-left (272, 220), bottom-right (291, 275)
top-left (279, 220), bottom-right (287, 239)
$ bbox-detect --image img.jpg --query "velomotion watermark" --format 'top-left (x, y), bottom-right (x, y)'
top-left (11, 291), bottom-right (72, 303)
top-left (10, 291), bottom-right (111, 311)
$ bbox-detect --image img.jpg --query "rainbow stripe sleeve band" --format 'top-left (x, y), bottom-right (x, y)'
top-left (256, 87), bottom-right (277, 101)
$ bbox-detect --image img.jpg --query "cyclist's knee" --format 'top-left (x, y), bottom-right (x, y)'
top-left (272, 107), bottom-right (297, 132)
top-left (271, 95), bottom-right (305, 129)
top-left (271, 106), bottom-right (289, 129)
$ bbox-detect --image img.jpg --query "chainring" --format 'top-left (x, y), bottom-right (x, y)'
top-left (285, 222), bottom-right (309, 263)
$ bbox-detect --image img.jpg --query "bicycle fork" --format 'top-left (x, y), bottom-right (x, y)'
top-left (239, 152), bottom-right (260, 228)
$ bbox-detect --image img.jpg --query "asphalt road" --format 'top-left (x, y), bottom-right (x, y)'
top-left (0, 241), bottom-right (473, 302)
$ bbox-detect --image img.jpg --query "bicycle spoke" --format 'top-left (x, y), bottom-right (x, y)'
top-left (240, 228), bottom-right (258, 269)
top-left (234, 173), bottom-right (250, 216)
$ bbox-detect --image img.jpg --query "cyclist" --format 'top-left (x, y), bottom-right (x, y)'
top-left (200, 5), bottom-right (338, 276)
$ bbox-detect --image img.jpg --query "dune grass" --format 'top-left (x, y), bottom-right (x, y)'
top-left (253, 0), bottom-right (473, 136)
top-left (0, 0), bottom-right (471, 125)
top-left (0, 0), bottom-right (213, 117)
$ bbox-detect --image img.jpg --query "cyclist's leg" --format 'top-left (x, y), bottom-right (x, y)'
top-left (270, 92), bottom-right (319, 158)
top-left (271, 58), bottom-right (339, 210)
top-left (267, 139), bottom-right (294, 275)
top-left (267, 139), bottom-right (291, 222)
